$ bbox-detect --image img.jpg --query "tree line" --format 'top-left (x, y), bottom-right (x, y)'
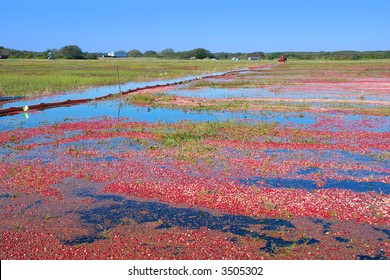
top-left (1, 45), bottom-right (389, 60)
top-left (0, 45), bottom-right (99, 59)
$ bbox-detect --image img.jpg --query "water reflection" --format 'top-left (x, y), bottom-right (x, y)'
top-left (1, 73), bottom-right (228, 109)
top-left (0, 99), bottom-right (316, 131)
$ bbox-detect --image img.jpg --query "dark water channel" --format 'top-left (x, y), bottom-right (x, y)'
top-left (65, 187), bottom-right (321, 255)
top-left (52, 186), bottom-right (387, 259)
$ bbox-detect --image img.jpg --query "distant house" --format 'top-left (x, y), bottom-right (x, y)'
top-left (248, 57), bottom-right (261, 60)
top-left (231, 57), bottom-right (239, 60)
top-left (106, 51), bottom-right (127, 58)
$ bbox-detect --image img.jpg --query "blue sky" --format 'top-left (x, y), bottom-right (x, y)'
top-left (2, 0), bottom-right (389, 53)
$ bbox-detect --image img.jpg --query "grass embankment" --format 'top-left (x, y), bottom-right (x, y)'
top-left (0, 59), bottom-right (267, 97)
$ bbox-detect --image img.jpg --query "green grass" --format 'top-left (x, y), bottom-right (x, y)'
top-left (142, 120), bottom-right (280, 163)
top-left (128, 93), bottom-right (157, 105)
top-left (0, 58), bottom-right (268, 97)
top-left (154, 120), bottom-right (279, 147)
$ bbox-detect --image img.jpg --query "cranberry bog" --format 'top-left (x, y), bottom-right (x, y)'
top-left (1, 60), bottom-right (389, 260)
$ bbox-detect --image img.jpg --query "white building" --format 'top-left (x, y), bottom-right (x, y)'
top-left (107, 51), bottom-right (127, 58)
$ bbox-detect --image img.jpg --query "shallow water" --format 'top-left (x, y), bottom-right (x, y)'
top-left (0, 73), bottom-right (227, 110)
top-left (1, 68), bottom-right (388, 132)
top-left (237, 176), bottom-right (389, 194)
top-left (2, 98), bottom-right (388, 132)
top-left (0, 99), bottom-right (317, 131)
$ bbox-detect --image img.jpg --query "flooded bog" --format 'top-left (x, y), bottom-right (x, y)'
top-left (1, 65), bottom-right (389, 260)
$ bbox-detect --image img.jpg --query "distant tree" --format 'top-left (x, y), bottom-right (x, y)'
top-left (214, 52), bottom-right (229, 59)
top-left (84, 53), bottom-right (98, 59)
top-left (143, 50), bottom-right (158, 57)
top-left (250, 52), bottom-right (265, 59)
top-left (0, 46), bottom-right (9, 55)
top-left (58, 45), bottom-right (84, 59)
top-left (43, 49), bottom-right (58, 59)
top-left (240, 51), bottom-right (265, 60)
top-left (265, 52), bottom-right (282, 60)
top-left (194, 48), bottom-right (212, 59)
top-left (160, 48), bottom-right (175, 58)
top-left (127, 49), bottom-right (142, 57)
top-left (0, 46), bottom-right (11, 56)
top-left (2, 45), bottom-right (390, 60)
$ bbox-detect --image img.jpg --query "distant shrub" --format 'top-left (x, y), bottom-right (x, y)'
top-left (58, 45), bottom-right (84, 59)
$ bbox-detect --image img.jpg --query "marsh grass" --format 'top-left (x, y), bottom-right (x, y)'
top-left (128, 94), bottom-right (156, 105)
top-left (127, 92), bottom-right (175, 106)
top-left (155, 120), bottom-right (279, 147)
top-left (149, 120), bottom-right (279, 164)
top-left (0, 59), bottom-right (264, 97)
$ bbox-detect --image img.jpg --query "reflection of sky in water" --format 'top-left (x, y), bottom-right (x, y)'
top-left (1, 70), bottom-right (388, 132)
top-left (1, 73), bottom-right (226, 109)
top-left (2, 98), bottom-right (389, 132)
top-left (0, 100), bottom-right (317, 131)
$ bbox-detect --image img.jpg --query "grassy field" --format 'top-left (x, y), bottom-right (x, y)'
top-left (0, 58), bottom-right (266, 97)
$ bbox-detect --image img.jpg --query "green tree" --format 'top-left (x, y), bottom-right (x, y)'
top-left (43, 49), bottom-right (58, 59)
top-left (214, 52), bottom-right (229, 59)
top-left (160, 48), bottom-right (175, 58)
top-left (143, 50), bottom-right (158, 57)
top-left (84, 53), bottom-right (98, 59)
top-left (265, 52), bottom-right (282, 60)
top-left (194, 48), bottom-right (212, 59)
top-left (0, 46), bottom-right (11, 56)
top-left (127, 49), bottom-right (142, 57)
top-left (58, 45), bottom-right (84, 59)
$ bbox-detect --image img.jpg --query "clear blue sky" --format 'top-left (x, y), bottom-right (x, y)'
top-left (2, 0), bottom-right (389, 53)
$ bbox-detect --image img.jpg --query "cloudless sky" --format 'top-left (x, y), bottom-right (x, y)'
top-left (2, 0), bottom-right (389, 53)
